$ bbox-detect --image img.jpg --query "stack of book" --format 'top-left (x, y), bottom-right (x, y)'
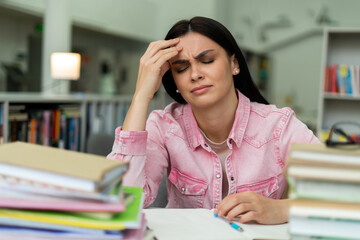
top-left (0, 141), bottom-right (146, 239)
top-left (287, 143), bottom-right (360, 240)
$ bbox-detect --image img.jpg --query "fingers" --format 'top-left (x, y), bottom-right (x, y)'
top-left (225, 202), bottom-right (254, 221)
top-left (214, 191), bottom-right (264, 224)
top-left (237, 211), bottom-right (257, 224)
top-left (152, 45), bottom-right (181, 68)
top-left (215, 191), bottom-right (253, 217)
top-left (140, 39), bottom-right (181, 75)
top-left (215, 192), bottom-right (289, 224)
top-left (144, 38), bottom-right (180, 60)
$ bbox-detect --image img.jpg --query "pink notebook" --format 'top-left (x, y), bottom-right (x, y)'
top-left (0, 198), bottom-right (125, 212)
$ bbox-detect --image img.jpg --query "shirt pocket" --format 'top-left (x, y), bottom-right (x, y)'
top-left (236, 177), bottom-right (279, 199)
top-left (168, 167), bottom-right (208, 208)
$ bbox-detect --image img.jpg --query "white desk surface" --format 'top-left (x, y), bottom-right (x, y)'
top-left (144, 208), bottom-right (290, 240)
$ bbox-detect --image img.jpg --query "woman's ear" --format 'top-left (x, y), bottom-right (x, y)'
top-left (231, 54), bottom-right (240, 75)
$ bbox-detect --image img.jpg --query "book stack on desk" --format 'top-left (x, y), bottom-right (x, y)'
top-left (287, 143), bottom-right (360, 240)
top-left (0, 141), bottom-right (146, 239)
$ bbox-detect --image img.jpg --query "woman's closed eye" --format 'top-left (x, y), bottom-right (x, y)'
top-left (175, 59), bottom-right (214, 73)
top-left (202, 59), bottom-right (214, 64)
top-left (176, 65), bottom-right (189, 73)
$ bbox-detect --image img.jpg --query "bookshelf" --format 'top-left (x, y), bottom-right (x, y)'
top-left (317, 28), bottom-right (360, 140)
top-left (0, 93), bottom-right (132, 152)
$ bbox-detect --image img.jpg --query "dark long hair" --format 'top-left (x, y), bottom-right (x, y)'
top-left (162, 16), bottom-right (268, 105)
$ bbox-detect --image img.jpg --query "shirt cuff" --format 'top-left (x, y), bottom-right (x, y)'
top-left (114, 127), bottom-right (147, 155)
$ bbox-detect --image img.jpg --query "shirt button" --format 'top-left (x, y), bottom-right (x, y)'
top-left (216, 174), bottom-right (221, 179)
top-left (181, 187), bottom-right (185, 192)
top-left (229, 139), bottom-right (232, 144)
top-left (231, 177), bottom-right (235, 181)
top-left (204, 143), bottom-right (208, 147)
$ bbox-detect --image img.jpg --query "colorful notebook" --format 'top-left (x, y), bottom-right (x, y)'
top-left (0, 186), bottom-right (143, 230)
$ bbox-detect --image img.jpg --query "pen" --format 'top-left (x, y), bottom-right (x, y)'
top-left (214, 213), bottom-right (244, 232)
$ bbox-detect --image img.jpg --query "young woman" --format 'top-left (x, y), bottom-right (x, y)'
top-left (107, 16), bottom-right (320, 224)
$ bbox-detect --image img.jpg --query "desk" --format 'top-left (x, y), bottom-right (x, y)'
top-left (144, 208), bottom-right (290, 240)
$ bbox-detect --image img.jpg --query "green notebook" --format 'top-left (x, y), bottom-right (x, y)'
top-left (0, 186), bottom-right (143, 230)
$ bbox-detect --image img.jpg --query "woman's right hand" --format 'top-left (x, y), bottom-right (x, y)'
top-left (122, 39), bottom-right (182, 131)
top-left (134, 38), bottom-right (182, 102)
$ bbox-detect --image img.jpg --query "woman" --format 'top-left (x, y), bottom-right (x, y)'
top-left (107, 16), bottom-right (320, 224)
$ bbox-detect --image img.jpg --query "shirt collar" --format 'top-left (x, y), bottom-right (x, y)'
top-left (183, 89), bottom-right (250, 150)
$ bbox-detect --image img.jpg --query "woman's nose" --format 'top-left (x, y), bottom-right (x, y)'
top-left (191, 64), bottom-right (204, 82)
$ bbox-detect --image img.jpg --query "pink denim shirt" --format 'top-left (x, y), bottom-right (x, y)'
top-left (107, 91), bottom-right (320, 209)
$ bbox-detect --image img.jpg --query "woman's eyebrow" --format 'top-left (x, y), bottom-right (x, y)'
top-left (171, 49), bottom-right (214, 65)
top-left (195, 49), bottom-right (214, 59)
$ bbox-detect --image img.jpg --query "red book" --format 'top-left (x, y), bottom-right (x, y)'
top-left (330, 64), bottom-right (338, 94)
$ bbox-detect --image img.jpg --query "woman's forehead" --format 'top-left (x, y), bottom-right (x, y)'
top-left (178, 32), bottom-right (218, 48)
top-left (172, 32), bottom-right (224, 61)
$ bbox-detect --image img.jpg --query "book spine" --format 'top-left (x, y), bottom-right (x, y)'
top-left (330, 64), bottom-right (338, 94)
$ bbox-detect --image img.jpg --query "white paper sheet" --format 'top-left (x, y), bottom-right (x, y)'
top-left (144, 208), bottom-right (289, 240)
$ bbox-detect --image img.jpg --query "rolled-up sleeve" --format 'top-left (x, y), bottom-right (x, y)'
top-left (106, 111), bottom-right (170, 207)
top-left (108, 127), bottom-right (148, 159)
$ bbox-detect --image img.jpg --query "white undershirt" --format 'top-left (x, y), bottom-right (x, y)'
top-left (199, 129), bottom-right (230, 199)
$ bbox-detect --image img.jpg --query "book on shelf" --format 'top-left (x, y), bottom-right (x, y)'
top-left (8, 112), bottom-right (28, 142)
top-left (324, 64), bottom-right (360, 96)
top-left (337, 64), bottom-right (347, 95)
top-left (0, 141), bottom-right (128, 192)
top-left (331, 64), bottom-right (338, 94)
top-left (5, 104), bottom-right (82, 151)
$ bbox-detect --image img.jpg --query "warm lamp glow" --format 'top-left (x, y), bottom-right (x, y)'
top-left (51, 52), bottom-right (81, 80)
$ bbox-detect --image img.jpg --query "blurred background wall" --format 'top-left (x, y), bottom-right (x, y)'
top-left (1, 0), bottom-right (360, 130)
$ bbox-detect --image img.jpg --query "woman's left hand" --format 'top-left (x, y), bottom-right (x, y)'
top-left (214, 191), bottom-right (289, 225)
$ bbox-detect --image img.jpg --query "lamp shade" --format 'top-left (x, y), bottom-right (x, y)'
top-left (51, 52), bottom-right (81, 80)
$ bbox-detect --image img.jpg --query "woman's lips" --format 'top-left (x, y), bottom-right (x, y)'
top-left (191, 85), bottom-right (212, 95)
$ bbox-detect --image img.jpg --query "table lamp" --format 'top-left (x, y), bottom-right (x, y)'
top-left (51, 52), bottom-right (81, 80)
top-left (50, 52), bottom-right (81, 93)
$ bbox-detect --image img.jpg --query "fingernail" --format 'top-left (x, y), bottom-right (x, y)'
top-left (176, 45), bottom-right (182, 50)
top-left (173, 38), bottom-right (179, 42)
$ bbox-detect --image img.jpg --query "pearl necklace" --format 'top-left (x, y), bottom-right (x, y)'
top-left (199, 128), bottom-right (227, 145)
